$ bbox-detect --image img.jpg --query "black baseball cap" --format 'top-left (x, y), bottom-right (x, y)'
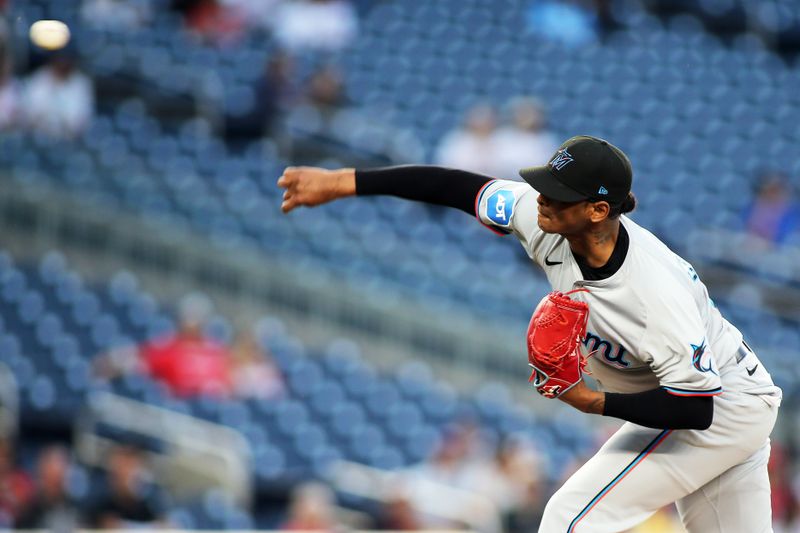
top-left (519, 135), bottom-right (633, 205)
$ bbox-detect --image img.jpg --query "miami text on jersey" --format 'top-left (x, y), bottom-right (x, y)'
top-left (583, 332), bottom-right (631, 368)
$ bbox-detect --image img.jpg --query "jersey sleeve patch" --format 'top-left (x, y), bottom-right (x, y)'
top-left (485, 189), bottom-right (515, 227)
top-left (475, 180), bottom-right (512, 235)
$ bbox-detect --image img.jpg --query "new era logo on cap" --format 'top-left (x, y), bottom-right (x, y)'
top-left (598, 186), bottom-right (608, 195)
top-left (549, 148), bottom-right (574, 171)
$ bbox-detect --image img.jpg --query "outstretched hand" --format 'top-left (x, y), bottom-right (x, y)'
top-left (277, 166), bottom-right (356, 213)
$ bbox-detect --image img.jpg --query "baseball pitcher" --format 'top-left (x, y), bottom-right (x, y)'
top-left (278, 135), bottom-right (781, 532)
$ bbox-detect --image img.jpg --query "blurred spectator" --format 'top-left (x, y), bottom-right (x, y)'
top-left (306, 64), bottom-right (349, 118)
top-left (93, 292), bottom-right (234, 397)
top-left (437, 99), bottom-right (558, 180)
top-left (406, 422), bottom-right (502, 533)
top-left (23, 51), bottom-right (94, 139)
top-left (222, 0), bottom-right (282, 31)
top-left (183, 0), bottom-right (247, 47)
top-left (258, 51), bottom-right (298, 131)
top-left (435, 103), bottom-right (500, 177)
top-left (89, 445), bottom-right (167, 529)
top-left (284, 64), bottom-right (357, 160)
top-left (526, 0), bottom-right (598, 47)
top-left (17, 446), bottom-right (83, 531)
top-left (81, 0), bottom-right (153, 30)
top-left (0, 438), bottom-right (34, 527)
top-left (376, 491), bottom-right (422, 530)
top-left (742, 171), bottom-right (800, 247)
top-left (413, 423), bottom-right (478, 488)
top-left (504, 478), bottom-right (547, 533)
top-left (492, 97), bottom-right (558, 180)
top-left (775, 499), bottom-right (800, 533)
top-left (272, 0), bottom-right (358, 52)
top-left (281, 481), bottom-right (340, 530)
top-left (225, 51), bottom-right (298, 143)
top-left (139, 292), bottom-right (233, 398)
top-left (229, 330), bottom-right (285, 399)
top-left (770, 441), bottom-right (798, 529)
top-left (464, 438), bottom-right (543, 516)
top-left (0, 45), bottom-right (21, 130)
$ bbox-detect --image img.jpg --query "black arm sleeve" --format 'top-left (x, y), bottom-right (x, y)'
top-left (603, 388), bottom-right (714, 430)
top-left (355, 165), bottom-right (492, 215)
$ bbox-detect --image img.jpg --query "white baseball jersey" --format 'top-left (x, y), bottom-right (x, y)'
top-left (476, 179), bottom-right (780, 402)
top-left (475, 179), bottom-right (782, 532)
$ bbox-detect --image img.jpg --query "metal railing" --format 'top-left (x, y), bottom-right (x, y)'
top-left (75, 392), bottom-right (252, 506)
top-left (328, 460), bottom-right (501, 533)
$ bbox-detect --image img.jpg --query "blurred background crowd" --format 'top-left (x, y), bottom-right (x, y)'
top-left (0, 0), bottom-right (799, 531)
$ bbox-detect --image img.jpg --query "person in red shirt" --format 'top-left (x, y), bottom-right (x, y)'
top-left (141, 293), bottom-right (232, 398)
top-left (0, 438), bottom-right (35, 528)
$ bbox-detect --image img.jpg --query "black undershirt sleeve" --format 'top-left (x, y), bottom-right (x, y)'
top-left (355, 165), bottom-right (492, 215)
top-left (603, 388), bottom-right (714, 430)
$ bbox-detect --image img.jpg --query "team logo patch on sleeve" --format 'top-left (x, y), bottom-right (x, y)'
top-left (486, 189), bottom-right (515, 227)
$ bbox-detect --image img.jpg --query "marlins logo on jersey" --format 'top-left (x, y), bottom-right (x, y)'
top-left (691, 340), bottom-right (716, 375)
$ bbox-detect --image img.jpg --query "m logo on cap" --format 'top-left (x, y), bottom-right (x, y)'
top-left (549, 148), bottom-right (574, 171)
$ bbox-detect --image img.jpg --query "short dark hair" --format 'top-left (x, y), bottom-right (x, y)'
top-left (609, 192), bottom-right (637, 218)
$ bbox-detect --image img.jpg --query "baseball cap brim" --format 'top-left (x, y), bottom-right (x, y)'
top-left (519, 166), bottom-right (589, 203)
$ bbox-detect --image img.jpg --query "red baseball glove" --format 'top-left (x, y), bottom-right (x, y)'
top-left (527, 289), bottom-right (590, 399)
